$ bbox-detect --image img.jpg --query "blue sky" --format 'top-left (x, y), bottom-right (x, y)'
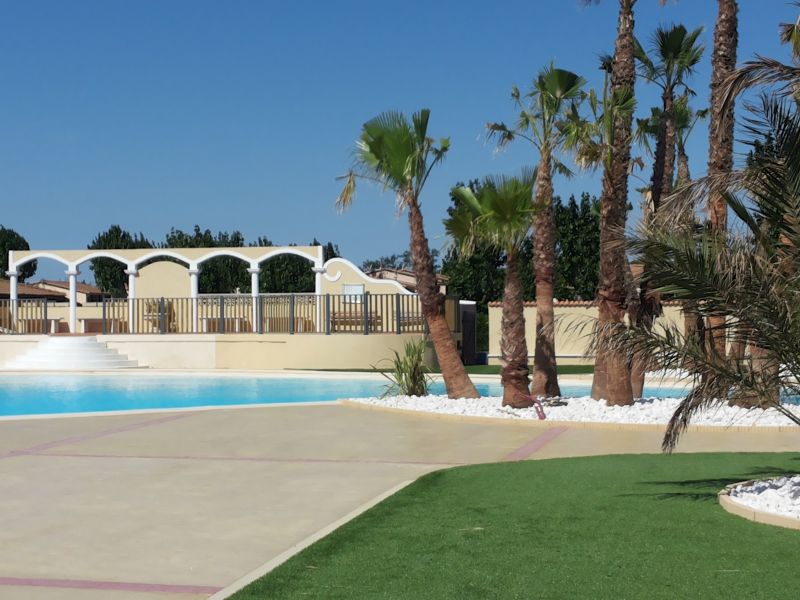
top-left (0, 0), bottom-right (793, 280)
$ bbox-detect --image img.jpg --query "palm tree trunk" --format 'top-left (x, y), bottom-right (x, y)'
top-left (707, 0), bottom-right (739, 358)
top-left (632, 89), bottom-right (674, 397)
top-left (501, 251), bottom-right (532, 407)
top-left (531, 147), bottom-right (561, 398)
top-left (676, 147), bottom-right (690, 188)
top-left (592, 0), bottom-right (635, 406)
top-left (407, 198), bottom-right (479, 399)
top-left (675, 148), bottom-right (701, 361)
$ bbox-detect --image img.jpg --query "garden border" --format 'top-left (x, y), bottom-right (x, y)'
top-left (339, 400), bottom-right (798, 432)
top-left (718, 481), bottom-right (800, 531)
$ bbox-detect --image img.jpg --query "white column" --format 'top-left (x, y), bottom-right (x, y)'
top-left (248, 267), bottom-right (260, 333)
top-left (124, 268), bottom-right (137, 333)
top-left (312, 265), bottom-right (326, 333)
top-left (67, 269), bottom-right (79, 333)
top-left (6, 271), bottom-right (18, 330)
top-left (189, 268), bottom-right (200, 333)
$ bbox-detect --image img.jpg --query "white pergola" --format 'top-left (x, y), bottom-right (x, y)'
top-left (7, 246), bottom-right (325, 333)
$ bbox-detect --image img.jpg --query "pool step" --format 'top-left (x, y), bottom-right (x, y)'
top-left (4, 336), bottom-right (139, 370)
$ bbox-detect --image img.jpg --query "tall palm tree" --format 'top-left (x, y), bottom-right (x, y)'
top-left (706, 1), bottom-right (739, 360)
top-left (487, 65), bottom-right (586, 398)
top-left (635, 95), bottom-right (708, 190)
top-left (336, 109), bottom-right (479, 399)
top-left (445, 172), bottom-right (537, 407)
top-left (585, 0), bottom-right (638, 406)
top-left (599, 96), bottom-right (800, 451)
top-left (634, 25), bottom-right (704, 212)
top-left (633, 95), bottom-right (708, 382)
top-left (631, 24), bottom-right (703, 397)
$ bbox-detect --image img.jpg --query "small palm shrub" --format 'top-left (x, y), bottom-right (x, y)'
top-left (379, 339), bottom-right (431, 397)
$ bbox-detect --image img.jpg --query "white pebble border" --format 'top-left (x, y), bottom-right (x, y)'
top-left (345, 394), bottom-right (800, 427)
top-left (728, 477), bottom-right (800, 520)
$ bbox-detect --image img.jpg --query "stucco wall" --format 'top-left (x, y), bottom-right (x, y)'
top-left (101, 333), bottom-right (427, 370)
top-left (320, 258), bottom-right (411, 296)
top-left (488, 303), bottom-right (684, 366)
top-left (137, 261), bottom-right (192, 298)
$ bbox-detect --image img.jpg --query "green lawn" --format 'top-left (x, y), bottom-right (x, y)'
top-left (231, 453), bottom-right (799, 599)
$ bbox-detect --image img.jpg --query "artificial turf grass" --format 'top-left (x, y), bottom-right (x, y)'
top-left (231, 453), bottom-right (800, 600)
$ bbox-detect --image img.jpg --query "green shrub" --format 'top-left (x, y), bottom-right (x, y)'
top-left (378, 339), bottom-right (431, 397)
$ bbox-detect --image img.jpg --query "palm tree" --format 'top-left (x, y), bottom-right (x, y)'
top-left (631, 24), bottom-right (703, 397)
top-left (568, 1), bottom-right (639, 406)
top-left (599, 96), bottom-right (800, 451)
top-left (446, 172), bottom-right (537, 407)
top-left (635, 25), bottom-right (704, 211)
top-left (487, 65), bottom-right (586, 398)
top-left (635, 95), bottom-right (708, 190)
top-left (633, 95), bottom-right (708, 380)
top-left (336, 109), bottom-right (479, 399)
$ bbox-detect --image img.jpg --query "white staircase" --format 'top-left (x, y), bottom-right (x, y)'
top-left (5, 337), bottom-right (139, 370)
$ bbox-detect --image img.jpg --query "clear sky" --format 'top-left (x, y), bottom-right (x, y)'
top-left (0, 0), bottom-right (792, 280)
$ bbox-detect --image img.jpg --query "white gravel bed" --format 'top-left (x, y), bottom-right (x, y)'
top-left (729, 476), bottom-right (800, 520)
top-left (346, 394), bottom-right (800, 427)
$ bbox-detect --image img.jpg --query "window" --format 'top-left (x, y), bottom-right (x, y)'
top-left (342, 284), bottom-right (364, 302)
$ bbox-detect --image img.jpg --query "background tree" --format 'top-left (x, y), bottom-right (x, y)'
top-left (447, 172), bottom-right (536, 407)
top-left (519, 194), bottom-right (601, 301)
top-left (0, 227), bottom-right (36, 282)
top-left (164, 226), bottom-right (248, 293)
top-left (488, 64), bottom-right (586, 398)
top-left (553, 193), bottom-right (601, 300)
top-left (88, 225), bottom-right (153, 295)
top-left (257, 238), bottom-right (339, 293)
top-left (442, 180), bottom-right (506, 354)
top-left (336, 109), bottom-right (479, 399)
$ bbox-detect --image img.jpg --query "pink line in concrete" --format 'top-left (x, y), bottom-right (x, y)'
top-left (0, 413), bottom-right (193, 460)
top-left (0, 576), bottom-right (220, 594)
top-left (36, 451), bottom-right (465, 467)
top-left (504, 426), bottom-right (569, 461)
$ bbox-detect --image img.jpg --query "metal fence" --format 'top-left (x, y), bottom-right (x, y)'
top-left (0, 293), bottom-right (461, 336)
top-left (0, 299), bottom-right (53, 334)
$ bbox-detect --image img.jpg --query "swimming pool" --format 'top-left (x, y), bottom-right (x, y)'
top-left (0, 374), bottom-right (690, 418)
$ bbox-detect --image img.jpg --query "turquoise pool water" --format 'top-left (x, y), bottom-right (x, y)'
top-left (0, 375), bottom-right (689, 417)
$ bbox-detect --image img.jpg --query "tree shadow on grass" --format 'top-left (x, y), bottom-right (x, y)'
top-left (622, 466), bottom-right (799, 502)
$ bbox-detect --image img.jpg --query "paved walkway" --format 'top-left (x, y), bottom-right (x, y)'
top-left (1, 403), bottom-right (798, 599)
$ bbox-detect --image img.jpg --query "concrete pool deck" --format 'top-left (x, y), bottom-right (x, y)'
top-left (1, 401), bottom-right (798, 599)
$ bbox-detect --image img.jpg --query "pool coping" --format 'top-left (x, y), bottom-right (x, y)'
top-left (718, 481), bottom-right (800, 530)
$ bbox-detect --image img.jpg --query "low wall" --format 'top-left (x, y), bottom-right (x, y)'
top-left (102, 333), bottom-right (427, 370)
top-left (0, 336), bottom-right (42, 365)
top-left (487, 302), bottom-right (684, 366)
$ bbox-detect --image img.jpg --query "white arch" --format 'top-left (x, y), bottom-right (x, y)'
top-left (73, 251), bottom-right (132, 270)
top-left (322, 257), bottom-right (412, 294)
top-left (252, 247), bottom-right (322, 267)
top-left (195, 249), bottom-right (255, 267)
top-left (9, 251), bottom-right (71, 271)
top-left (132, 250), bottom-right (195, 269)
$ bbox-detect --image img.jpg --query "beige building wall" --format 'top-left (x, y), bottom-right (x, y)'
top-left (102, 333), bottom-right (427, 370)
top-left (488, 302), bottom-right (684, 366)
top-left (137, 261), bottom-right (192, 298)
top-left (320, 259), bottom-right (411, 296)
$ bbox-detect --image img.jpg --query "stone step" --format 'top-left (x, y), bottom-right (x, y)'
top-left (4, 336), bottom-right (140, 371)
